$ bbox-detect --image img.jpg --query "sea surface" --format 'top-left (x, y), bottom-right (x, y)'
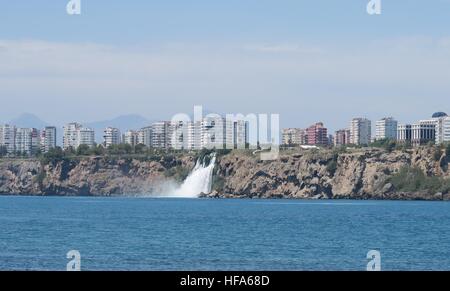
top-left (1, 196), bottom-right (450, 271)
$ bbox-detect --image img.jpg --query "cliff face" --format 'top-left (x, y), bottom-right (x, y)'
top-left (0, 147), bottom-right (449, 200)
top-left (209, 147), bottom-right (450, 200)
top-left (0, 156), bottom-right (195, 196)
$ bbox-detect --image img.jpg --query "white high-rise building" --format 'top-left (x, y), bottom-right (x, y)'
top-left (63, 123), bottom-right (95, 149)
top-left (170, 120), bottom-right (191, 150)
top-left (376, 117), bottom-right (398, 140)
top-left (201, 116), bottom-right (226, 149)
top-left (15, 128), bottom-right (40, 155)
top-left (123, 130), bottom-right (139, 146)
top-left (145, 117), bottom-right (248, 151)
top-left (432, 112), bottom-right (450, 145)
top-left (0, 124), bottom-right (16, 154)
top-left (76, 127), bottom-right (95, 148)
top-left (40, 126), bottom-right (57, 153)
top-left (139, 126), bottom-right (152, 147)
top-left (442, 117), bottom-right (450, 144)
top-left (103, 127), bottom-right (121, 147)
top-left (226, 119), bottom-right (249, 149)
top-left (350, 118), bottom-right (372, 145)
top-left (151, 121), bottom-right (171, 149)
top-left (63, 123), bottom-right (82, 150)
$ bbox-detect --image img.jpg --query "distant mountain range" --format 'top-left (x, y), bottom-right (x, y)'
top-left (8, 113), bottom-right (49, 129)
top-left (4, 113), bottom-right (157, 144)
top-left (85, 115), bottom-right (155, 143)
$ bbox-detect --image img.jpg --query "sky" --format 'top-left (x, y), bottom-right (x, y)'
top-left (1, 0), bottom-right (450, 131)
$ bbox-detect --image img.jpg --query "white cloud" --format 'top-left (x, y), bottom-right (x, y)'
top-left (242, 43), bottom-right (324, 54)
top-left (0, 38), bottom-right (449, 127)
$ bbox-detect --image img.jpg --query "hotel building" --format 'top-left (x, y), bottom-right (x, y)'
top-left (397, 120), bottom-right (436, 147)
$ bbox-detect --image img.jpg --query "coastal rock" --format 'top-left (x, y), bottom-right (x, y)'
top-left (0, 147), bottom-right (449, 200)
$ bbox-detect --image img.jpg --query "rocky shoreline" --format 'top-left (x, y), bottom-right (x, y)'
top-left (1, 147), bottom-right (449, 200)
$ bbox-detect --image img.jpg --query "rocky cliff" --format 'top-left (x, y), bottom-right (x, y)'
top-left (207, 147), bottom-right (450, 200)
top-left (0, 147), bottom-right (449, 200)
top-left (0, 155), bottom-right (196, 196)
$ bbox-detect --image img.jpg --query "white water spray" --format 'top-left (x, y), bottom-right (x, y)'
top-left (171, 153), bottom-right (216, 198)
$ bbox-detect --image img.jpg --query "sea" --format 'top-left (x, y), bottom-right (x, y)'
top-left (1, 196), bottom-right (450, 271)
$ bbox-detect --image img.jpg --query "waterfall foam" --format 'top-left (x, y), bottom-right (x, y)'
top-left (171, 153), bottom-right (216, 198)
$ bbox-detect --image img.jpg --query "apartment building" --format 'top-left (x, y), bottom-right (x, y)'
top-left (306, 122), bottom-right (328, 146)
top-left (201, 116), bottom-right (226, 149)
top-left (226, 119), bottom-right (249, 149)
top-left (282, 128), bottom-right (306, 146)
top-left (151, 121), bottom-right (171, 149)
top-left (40, 126), bottom-right (57, 153)
top-left (76, 127), bottom-right (95, 148)
top-left (433, 112), bottom-right (450, 145)
top-left (376, 117), bottom-right (398, 140)
top-left (103, 127), bottom-right (121, 147)
top-left (350, 118), bottom-right (372, 145)
top-left (334, 129), bottom-right (351, 146)
top-left (139, 126), bottom-right (153, 147)
top-left (63, 123), bottom-right (95, 149)
top-left (123, 130), bottom-right (140, 147)
top-left (0, 124), bottom-right (17, 154)
top-left (15, 128), bottom-right (40, 155)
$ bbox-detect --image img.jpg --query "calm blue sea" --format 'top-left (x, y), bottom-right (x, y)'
top-left (1, 196), bottom-right (450, 271)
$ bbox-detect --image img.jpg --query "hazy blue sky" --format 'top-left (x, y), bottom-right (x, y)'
top-left (1, 0), bottom-right (450, 131)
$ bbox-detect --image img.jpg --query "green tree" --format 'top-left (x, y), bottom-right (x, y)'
top-left (90, 145), bottom-right (106, 156)
top-left (134, 144), bottom-right (147, 155)
top-left (446, 144), bottom-right (450, 158)
top-left (76, 144), bottom-right (90, 156)
top-left (41, 147), bottom-right (65, 164)
top-left (0, 145), bottom-right (7, 157)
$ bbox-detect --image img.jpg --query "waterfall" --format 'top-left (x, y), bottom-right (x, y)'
top-left (171, 153), bottom-right (216, 198)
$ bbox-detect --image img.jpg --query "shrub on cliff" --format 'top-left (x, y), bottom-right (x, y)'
top-left (212, 175), bottom-right (225, 192)
top-left (434, 147), bottom-right (443, 162)
top-left (164, 166), bottom-right (190, 182)
top-left (389, 166), bottom-right (450, 194)
top-left (40, 147), bottom-right (65, 164)
top-left (0, 145), bottom-right (8, 157)
top-left (370, 138), bottom-right (396, 152)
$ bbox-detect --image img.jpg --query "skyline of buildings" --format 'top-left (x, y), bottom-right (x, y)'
top-left (0, 124), bottom-right (57, 155)
top-left (2, 111), bottom-right (450, 156)
top-left (281, 112), bottom-right (450, 148)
